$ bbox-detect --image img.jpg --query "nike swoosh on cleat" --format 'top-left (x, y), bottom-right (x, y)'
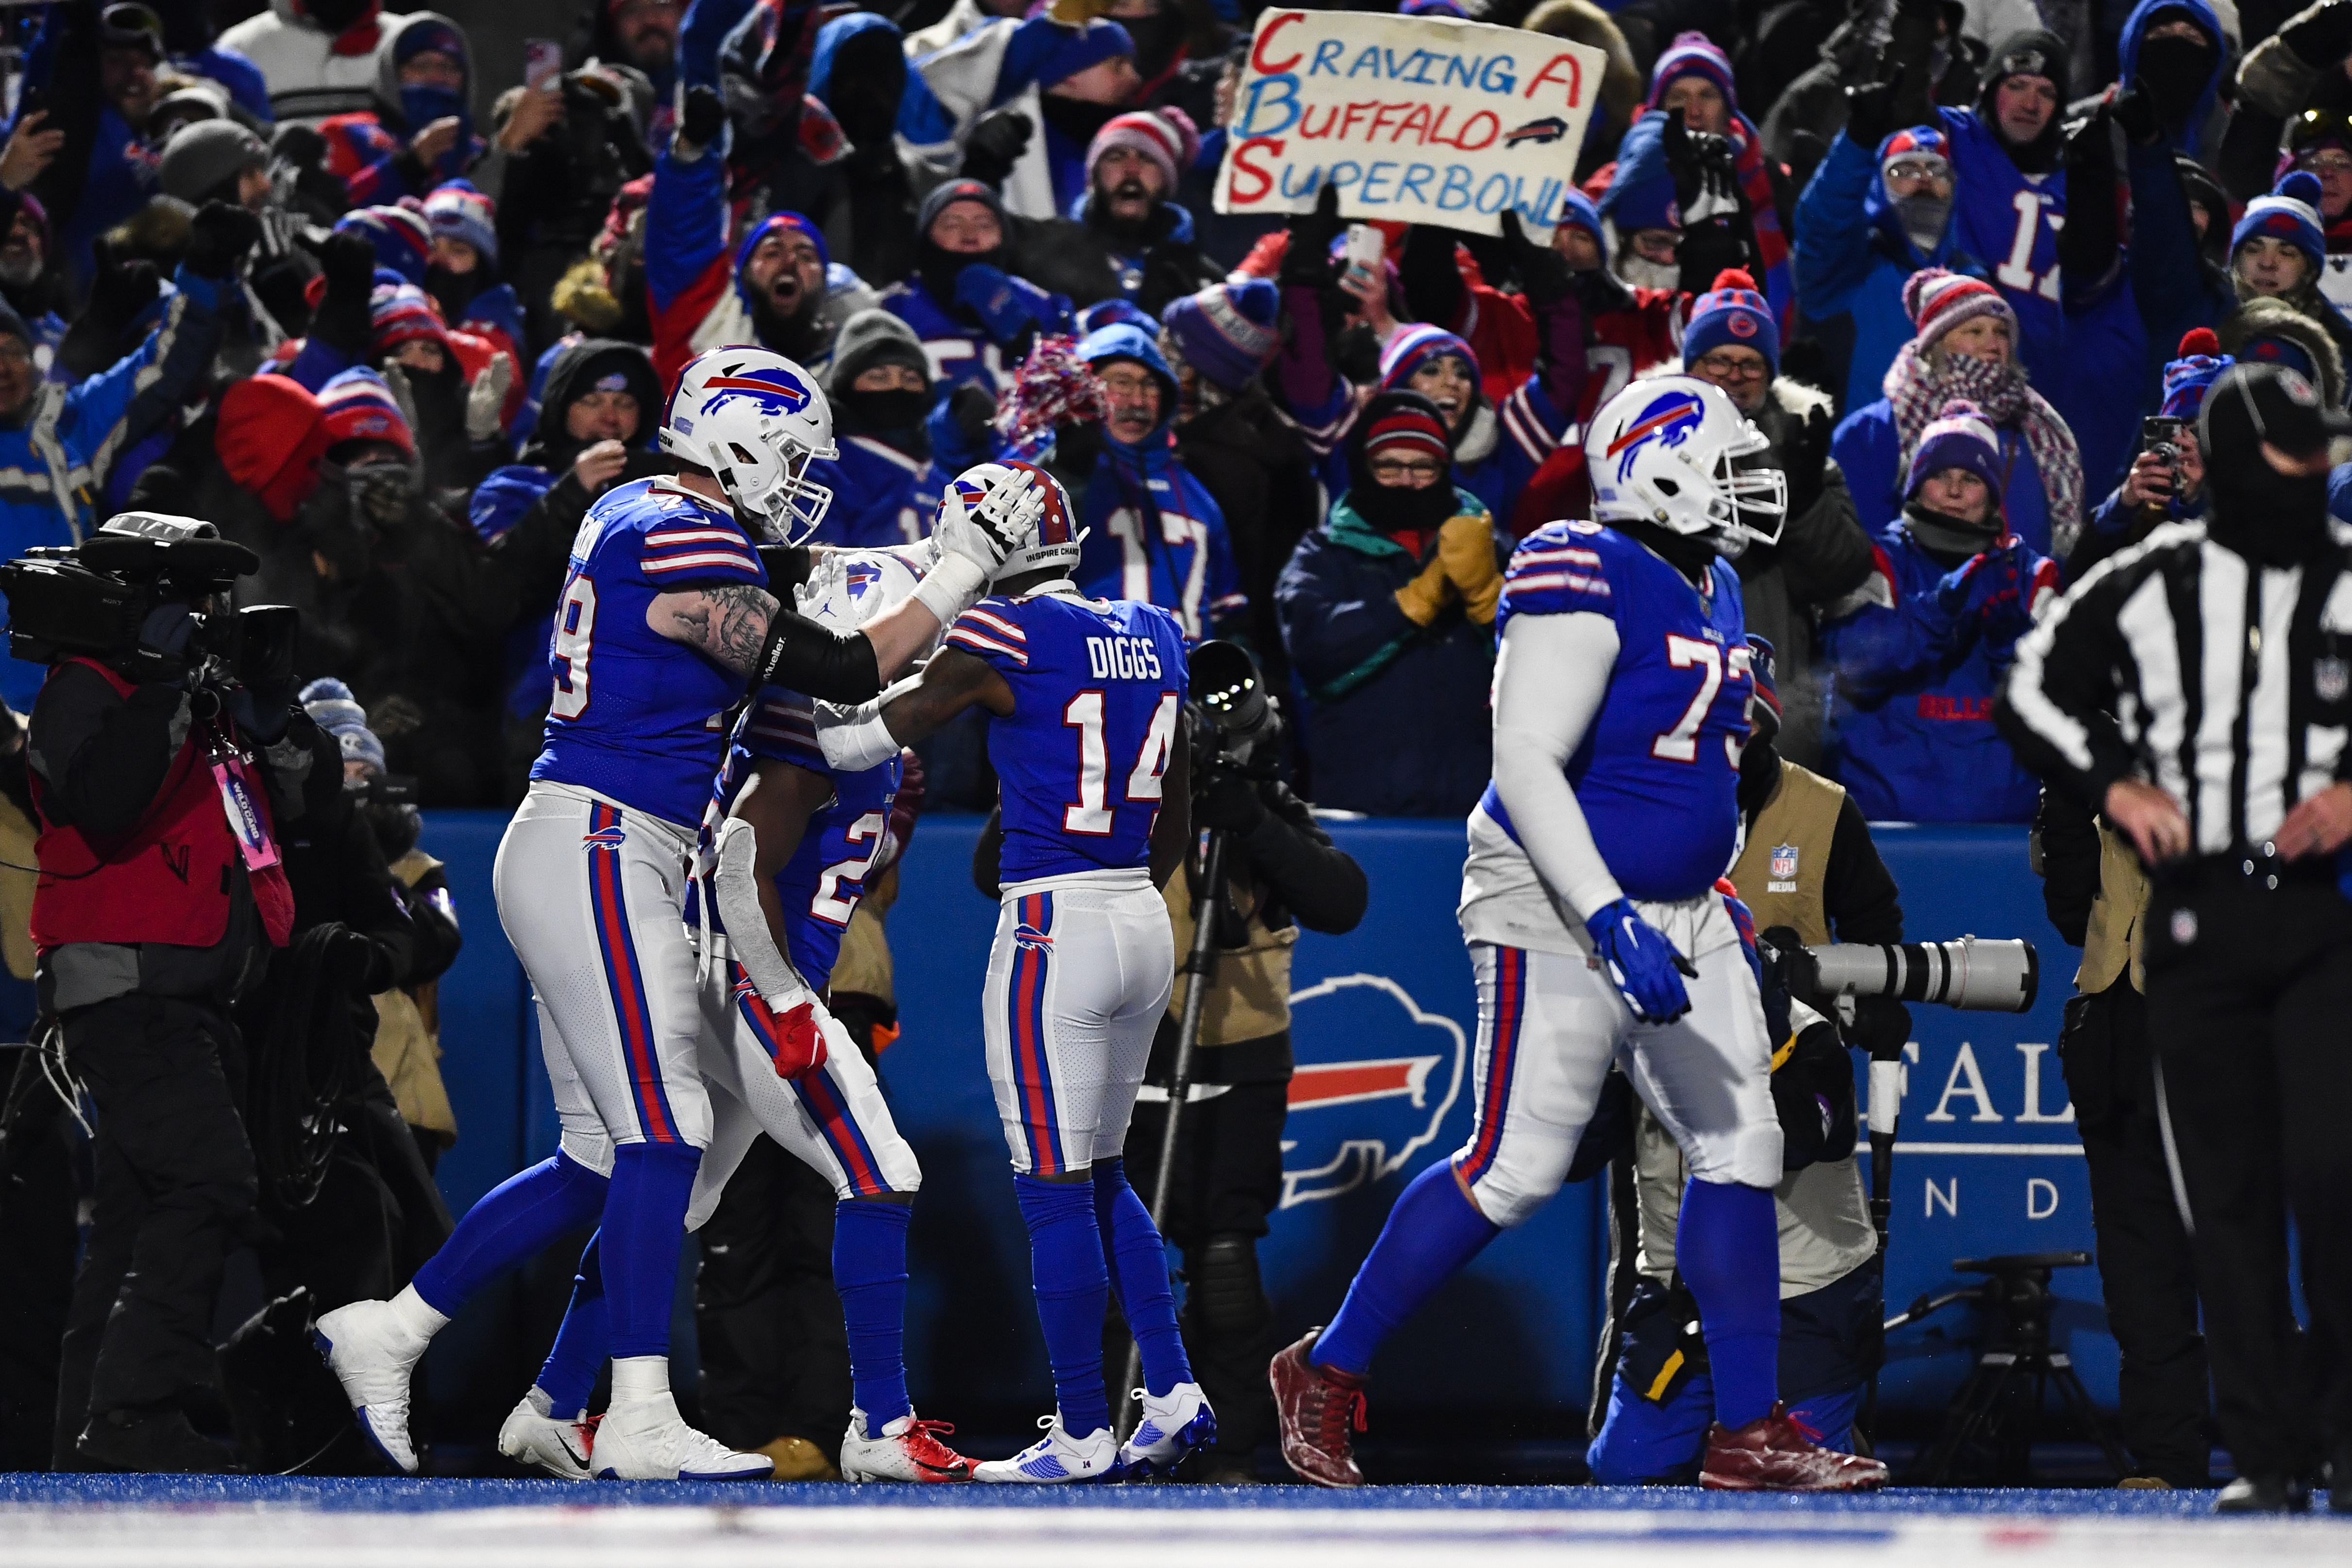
top-left (915, 1459), bottom-right (966, 1477)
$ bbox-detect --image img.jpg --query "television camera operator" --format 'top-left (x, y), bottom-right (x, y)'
top-left (2, 514), bottom-right (308, 1474)
top-left (974, 642), bottom-right (1368, 1483)
top-left (1998, 361), bottom-right (2352, 1514)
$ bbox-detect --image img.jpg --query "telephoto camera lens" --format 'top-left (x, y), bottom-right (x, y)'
top-left (1806, 937), bottom-right (2038, 1013)
top-left (1190, 639), bottom-right (1267, 738)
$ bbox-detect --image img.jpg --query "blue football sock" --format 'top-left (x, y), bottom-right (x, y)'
top-left (834, 1199), bottom-right (913, 1431)
top-left (535, 1231), bottom-right (608, 1419)
top-left (602, 1142), bottom-right (702, 1360)
top-left (1676, 1178), bottom-right (1780, 1430)
top-left (412, 1151), bottom-right (608, 1318)
top-left (1312, 1160), bottom-right (1499, 1378)
top-left (1013, 1172), bottom-right (1111, 1439)
top-left (1091, 1159), bottom-right (1191, 1397)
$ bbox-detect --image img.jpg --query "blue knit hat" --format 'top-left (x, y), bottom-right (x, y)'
top-left (334, 205), bottom-right (432, 288)
top-left (731, 210), bottom-right (829, 312)
top-left (916, 177), bottom-right (1006, 241)
top-left (1162, 277), bottom-right (1279, 392)
top-left (1683, 268), bottom-right (1779, 378)
top-left (1554, 188), bottom-right (1605, 262)
top-left (1904, 400), bottom-right (2006, 502)
top-left (1377, 322), bottom-right (1480, 392)
top-left (423, 179), bottom-right (497, 269)
top-left (2232, 170), bottom-right (2327, 272)
top-left (1646, 31), bottom-right (1738, 114)
top-left (1602, 157), bottom-right (1679, 235)
top-left (2160, 327), bottom-right (2231, 418)
top-left (299, 677), bottom-right (386, 777)
top-left (1037, 17), bottom-right (1133, 87)
top-left (2239, 332), bottom-right (2318, 382)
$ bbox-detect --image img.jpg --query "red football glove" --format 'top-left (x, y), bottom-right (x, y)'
top-left (763, 998), bottom-right (828, 1079)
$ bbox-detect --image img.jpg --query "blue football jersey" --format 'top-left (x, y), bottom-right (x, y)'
top-left (1936, 108), bottom-right (2063, 377)
top-left (946, 588), bottom-right (1188, 884)
top-left (531, 477), bottom-right (767, 826)
top-left (1480, 521), bottom-right (1753, 903)
top-left (739, 689), bottom-right (901, 991)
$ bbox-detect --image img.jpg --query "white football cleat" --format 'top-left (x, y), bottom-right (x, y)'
top-left (972, 1414), bottom-right (1117, 1484)
top-left (839, 1407), bottom-right (974, 1483)
top-left (591, 1394), bottom-right (773, 1481)
top-left (498, 1387), bottom-right (597, 1482)
top-left (1115, 1382), bottom-right (1217, 1480)
top-left (313, 1299), bottom-right (428, 1475)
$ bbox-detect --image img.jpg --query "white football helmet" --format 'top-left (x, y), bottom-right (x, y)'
top-left (936, 460), bottom-right (1083, 581)
top-left (659, 348), bottom-right (839, 542)
top-left (1585, 374), bottom-right (1786, 557)
top-left (795, 545), bottom-right (935, 657)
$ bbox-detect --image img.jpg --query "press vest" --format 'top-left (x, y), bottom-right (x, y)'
top-left (1726, 759), bottom-right (1845, 945)
top-left (30, 658), bottom-right (294, 952)
top-left (2078, 820), bottom-right (2149, 995)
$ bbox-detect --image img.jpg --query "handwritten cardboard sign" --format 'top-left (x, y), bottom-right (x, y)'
top-left (1212, 9), bottom-right (1606, 237)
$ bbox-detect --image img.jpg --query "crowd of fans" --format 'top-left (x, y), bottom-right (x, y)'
top-left (3, 0), bottom-right (2347, 826)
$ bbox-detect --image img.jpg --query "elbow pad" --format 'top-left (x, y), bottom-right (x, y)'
top-left (753, 608), bottom-right (884, 704)
top-left (713, 816), bottom-right (812, 1008)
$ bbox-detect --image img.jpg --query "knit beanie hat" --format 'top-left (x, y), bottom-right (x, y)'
top-left (1084, 107), bottom-right (1200, 193)
top-left (1361, 400), bottom-right (1450, 462)
top-left (1161, 278), bottom-right (1278, 393)
top-left (1904, 399), bottom-right (2006, 501)
top-left (2232, 170), bottom-right (2326, 272)
top-left (1078, 297), bottom-right (1159, 337)
top-left (1037, 17), bottom-right (1134, 88)
top-left (1601, 156), bottom-right (1679, 236)
top-left (1377, 322), bottom-right (1481, 393)
top-left (300, 677), bottom-right (386, 776)
top-left (216, 373), bottom-right (329, 523)
top-left (423, 179), bottom-right (497, 268)
top-left (1878, 124), bottom-right (1951, 180)
top-left (1980, 29), bottom-right (2071, 106)
top-left (825, 307), bottom-right (930, 398)
top-left (2237, 332), bottom-right (2318, 382)
top-left (1902, 267), bottom-right (2017, 352)
top-left (1554, 188), bottom-right (1605, 261)
top-left (1646, 31), bottom-right (1738, 114)
top-left (159, 119), bottom-right (267, 205)
top-left (1683, 268), bottom-right (1779, 377)
top-left (1399, 0), bottom-right (1466, 14)
top-left (319, 367), bottom-right (417, 457)
top-left (335, 205), bottom-right (433, 288)
top-left (371, 280), bottom-right (450, 355)
top-left (2160, 327), bottom-right (2231, 418)
top-left (733, 210), bottom-right (829, 283)
top-left (917, 178), bottom-right (1007, 243)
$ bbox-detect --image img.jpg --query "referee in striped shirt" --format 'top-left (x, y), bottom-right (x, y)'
top-left (1997, 362), bottom-right (2352, 1515)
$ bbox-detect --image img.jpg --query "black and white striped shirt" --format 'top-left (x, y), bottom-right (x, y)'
top-left (1997, 522), bottom-right (2352, 855)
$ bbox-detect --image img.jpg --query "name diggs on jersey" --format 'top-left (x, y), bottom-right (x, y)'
top-left (1085, 635), bottom-right (1165, 682)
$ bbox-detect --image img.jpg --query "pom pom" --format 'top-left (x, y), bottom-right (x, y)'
top-left (1932, 399), bottom-right (1986, 421)
top-left (299, 677), bottom-right (356, 705)
top-left (1711, 269), bottom-right (1758, 293)
top-left (1900, 266), bottom-right (1952, 321)
top-left (2280, 169), bottom-right (2325, 208)
top-left (2178, 327), bottom-right (2221, 358)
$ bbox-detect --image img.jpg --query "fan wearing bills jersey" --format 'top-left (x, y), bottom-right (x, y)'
top-left (1270, 378), bottom-right (1885, 1494)
top-left (496, 548), bottom-right (973, 1485)
top-left (316, 349), bottom-right (1019, 1482)
top-left (818, 460), bottom-right (1214, 1484)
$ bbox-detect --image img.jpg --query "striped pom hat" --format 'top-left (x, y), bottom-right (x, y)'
top-left (319, 367), bottom-right (416, 458)
top-left (2161, 327), bottom-right (2231, 418)
top-left (1362, 401), bottom-right (1450, 462)
top-left (1084, 107), bottom-right (1201, 194)
top-left (2231, 169), bottom-right (2326, 271)
top-left (371, 280), bottom-right (449, 355)
top-left (1878, 124), bottom-right (1951, 179)
top-left (1377, 322), bottom-right (1481, 393)
top-left (423, 180), bottom-right (498, 268)
top-left (1901, 267), bottom-right (2016, 351)
top-left (1646, 30), bottom-right (1738, 113)
top-left (1683, 267), bottom-right (1779, 377)
top-left (335, 204), bottom-right (433, 288)
top-left (1161, 278), bottom-right (1278, 393)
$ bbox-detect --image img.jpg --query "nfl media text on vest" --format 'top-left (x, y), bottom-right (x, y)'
top-left (1214, 10), bottom-right (1607, 237)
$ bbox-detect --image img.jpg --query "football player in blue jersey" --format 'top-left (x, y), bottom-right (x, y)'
top-left (819, 461), bottom-right (1215, 1483)
top-left (495, 549), bottom-right (976, 1484)
top-left (1269, 378), bottom-right (1888, 1494)
top-left (316, 349), bottom-right (1018, 1480)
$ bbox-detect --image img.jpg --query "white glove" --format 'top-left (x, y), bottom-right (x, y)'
top-left (466, 352), bottom-right (514, 443)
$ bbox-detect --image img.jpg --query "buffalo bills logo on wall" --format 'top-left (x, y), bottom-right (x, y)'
top-left (705, 363), bottom-right (813, 416)
top-left (1279, 975), bottom-right (1467, 1207)
top-left (1606, 391), bottom-right (1707, 482)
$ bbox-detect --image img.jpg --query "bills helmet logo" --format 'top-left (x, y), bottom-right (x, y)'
top-left (702, 364), bottom-right (813, 416)
top-left (582, 824), bottom-right (627, 851)
top-left (1504, 116), bottom-right (1569, 147)
top-left (1606, 391), bottom-right (1707, 482)
top-left (1278, 975), bottom-right (1467, 1207)
top-left (1014, 922), bottom-right (1054, 952)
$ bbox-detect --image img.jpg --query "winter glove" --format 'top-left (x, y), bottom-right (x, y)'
top-left (1499, 210), bottom-right (1573, 309)
top-left (1665, 121), bottom-right (1753, 287)
top-left (1585, 896), bottom-right (1699, 1024)
top-left (960, 107), bottom-right (1033, 187)
top-left (2111, 81), bottom-right (2165, 147)
top-left (136, 603), bottom-right (197, 668)
top-left (1783, 403), bottom-right (1832, 520)
top-left (308, 230), bottom-right (379, 359)
top-left (465, 352), bottom-right (513, 443)
top-left (322, 922), bottom-right (394, 996)
top-left (1842, 70), bottom-right (1903, 151)
top-left (58, 242), bottom-right (160, 380)
top-left (1847, 995), bottom-right (1913, 1060)
top-left (185, 201), bottom-right (264, 280)
top-left (953, 263), bottom-right (1047, 344)
top-left (1280, 182), bottom-right (1342, 289)
top-left (1137, 242), bottom-right (1211, 319)
top-left (679, 83), bottom-right (727, 152)
top-left (756, 995), bottom-right (829, 1079)
top-left (2283, 0), bottom-right (2352, 69)
top-left (1980, 539), bottom-right (2043, 647)
top-left (1435, 512), bottom-right (1502, 624)
top-left (927, 383), bottom-right (998, 472)
top-left (1393, 552), bottom-right (1455, 626)
top-left (1193, 764), bottom-right (1269, 834)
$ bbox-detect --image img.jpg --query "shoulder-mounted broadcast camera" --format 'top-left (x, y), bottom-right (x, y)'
top-left (0, 514), bottom-right (294, 687)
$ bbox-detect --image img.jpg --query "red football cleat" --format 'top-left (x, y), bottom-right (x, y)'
top-left (1701, 1403), bottom-right (1889, 1492)
top-left (1269, 1329), bottom-right (1368, 1489)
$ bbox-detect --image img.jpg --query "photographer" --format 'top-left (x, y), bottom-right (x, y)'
top-left (14, 514), bottom-right (303, 1473)
top-left (1998, 360), bottom-right (2352, 1514)
top-left (1117, 648), bottom-right (1366, 1482)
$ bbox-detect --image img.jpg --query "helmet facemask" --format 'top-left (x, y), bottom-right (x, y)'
top-left (711, 423), bottom-right (837, 544)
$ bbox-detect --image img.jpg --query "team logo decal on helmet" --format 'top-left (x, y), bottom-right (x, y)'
top-left (660, 348), bottom-right (839, 543)
top-left (941, 460), bottom-right (1085, 580)
top-left (1605, 389), bottom-right (1709, 482)
top-left (1586, 374), bottom-right (1787, 557)
top-left (702, 368), bottom-right (813, 415)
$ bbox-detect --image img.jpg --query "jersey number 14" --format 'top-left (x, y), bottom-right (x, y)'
top-left (1063, 690), bottom-right (1180, 835)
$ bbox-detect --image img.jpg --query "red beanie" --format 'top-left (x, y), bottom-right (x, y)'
top-left (1364, 405), bottom-right (1450, 462)
top-left (217, 374), bottom-right (330, 523)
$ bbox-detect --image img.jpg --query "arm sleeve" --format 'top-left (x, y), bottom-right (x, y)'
top-left (766, 608), bottom-right (887, 703)
top-left (1820, 793), bottom-right (1904, 944)
top-left (60, 268), bottom-right (224, 491)
top-left (1793, 133), bottom-right (1882, 321)
top-left (1243, 781), bottom-right (1369, 935)
top-left (1490, 609), bottom-right (1625, 921)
